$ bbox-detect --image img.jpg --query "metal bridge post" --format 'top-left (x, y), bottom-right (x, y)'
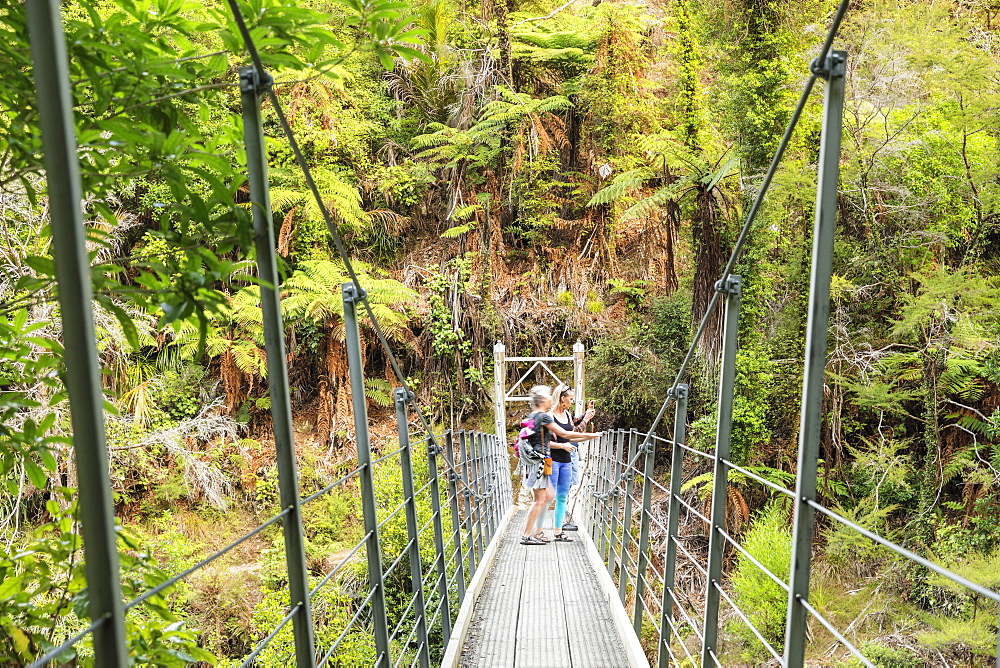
top-left (459, 431), bottom-right (479, 576)
top-left (618, 430), bottom-right (638, 603)
top-left (587, 432), bottom-right (602, 548)
top-left (445, 430), bottom-right (468, 603)
top-left (242, 67), bottom-right (316, 667)
top-left (604, 431), bottom-right (617, 563)
top-left (395, 389), bottom-right (430, 668)
top-left (425, 434), bottom-right (453, 645)
top-left (573, 339), bottom-right (585, 418)
top-left (27, 1), bottom-right (128, 662)
top-left (485, 433), bottom-right (500, 541)
top-left (785, 50), bottom-right (847, 666)
top-left (472, 433), bottom-right (487, 542)
top-left (659, 384), bottom-right (689, 667)
top-left (596, 431), bottom-right (611, 557)
top-left (472, 433), bottom-right (487, 557)
top-left (486, 433), bottom-right (498, 540)
top-left (701, 274), bottom-right (742, 665)
top-left (607, 430), bottom-right (624, 567)
top-left (633, 428), bottom-right (658, 637)
top-left (493, 341), bottom-right (506, 445)
top-left (343, 283), bottom-right (392, 665)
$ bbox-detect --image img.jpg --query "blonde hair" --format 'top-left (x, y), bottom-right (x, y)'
top-left (552, 383), bottom-right (574, 405)
top-left (527, 385), bottom-right (552, 409)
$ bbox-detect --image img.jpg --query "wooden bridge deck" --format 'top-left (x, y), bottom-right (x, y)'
top-left (457, 510), bottom-right (634, 667)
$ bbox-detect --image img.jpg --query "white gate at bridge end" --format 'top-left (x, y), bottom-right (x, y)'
top-left (492, 340), bottom-right (585, 445)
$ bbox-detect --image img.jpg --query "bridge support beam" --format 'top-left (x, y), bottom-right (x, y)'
top-left (27, 1), bottom-right (129, 662)
top-left (425, 428), bottom-right (453, 645)
top-left (493, 341), bottom-right (506, 445)
top-left (242, 66), bottom-right (317, 668)
top-left (395, 388), bottom-right (431, 668)
top-left (608, 431), bottom-right (624, 567)
top-left (658, 384), bottom-right (688, 667)
top-left (459, 431), bottom-right (480, 575)
top-left (701, 274), bottom-right (742, 665)
top-left (573, 340), bottom-right (586, 417)
top-left (343, 283), bottom-right (392, 664)
top-left (445, 431), bottom-right (468, 604)
top-left (618, 430), bottom-right (638, 604)
top-left (633, 424), bottom-right (658, 637)
top-left (785, 50), bottom-right (847, 665)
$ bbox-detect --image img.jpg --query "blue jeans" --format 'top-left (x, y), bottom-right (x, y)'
top-left (550, 461), bottom-right (573, 528)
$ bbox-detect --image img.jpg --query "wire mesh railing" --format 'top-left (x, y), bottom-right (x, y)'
top-left (29, 417), bottom-right (512, 666)
top-left (577, 420), bottom-right (1000, 666)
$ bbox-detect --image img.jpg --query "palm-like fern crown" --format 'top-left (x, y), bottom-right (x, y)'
top-left (281, 259), bottom-right (419, 341)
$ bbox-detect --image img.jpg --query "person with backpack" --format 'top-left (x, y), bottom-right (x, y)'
top-left (520, 385), bottom-right (600, 545)
top-left (547, 383), bottom-right (596, 539)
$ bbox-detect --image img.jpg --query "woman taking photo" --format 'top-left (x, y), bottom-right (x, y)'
top-left (548, 383), bottom-right (595, 540)
top-left (520, 385), bottom-right (600, 545)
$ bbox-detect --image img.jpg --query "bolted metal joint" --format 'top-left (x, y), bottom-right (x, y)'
top-left (427, 443), bottom-right (441, 456)
top-left (714, 274), bottom-right (742, 296)
top-left (239, 65), bottom-right (274, 94)
top-left (449, 472), bottom-right (460, 482)
top-left (342, 282), bottom-right (368, 303)
top-left (674, 383), bottom-right (689, 400)
top-left (810, 50), bottom-right (847, 80)
top-left (644, 442), bottom-right (656, 455)
top-left (393, 387), bottom-right (415, 405)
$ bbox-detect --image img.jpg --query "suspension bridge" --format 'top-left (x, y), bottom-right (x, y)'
top-left (21, 0), bottom-right (1000, 665)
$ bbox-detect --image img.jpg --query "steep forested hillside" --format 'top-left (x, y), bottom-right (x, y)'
top-left (1, 0), bottom-right (998, 664)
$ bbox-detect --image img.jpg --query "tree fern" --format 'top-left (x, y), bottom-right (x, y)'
top-left (281, 260), bottom-right (418, 342)
top-left (586, 168), bottom-right (654, 206)
top-left (620, 177), bottom-right (693, 220)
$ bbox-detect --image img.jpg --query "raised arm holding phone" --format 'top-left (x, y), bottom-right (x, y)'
top-left (520, 385), bottom-right (601, 545)
top-left (547, 384), bottom-right (596, 540)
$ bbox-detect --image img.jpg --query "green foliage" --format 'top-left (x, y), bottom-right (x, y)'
top-left (822, 499), bottom-right (899, 576)
top-left (157, 364), bottom-right (210, 421)
top-left (915, 614), bottom-right (997, 662)
top-left (0, 311), bottom-right (65, 494)
top-left (426, 256), bottom-right (473, 360)
top-left (0, 499), bottom-right (214, 665)
top-left (851, 643), bottom-right (923, 668)
top-left (589, 293), bottom-right (692, 426)
top-left (282, 259), bottom-right (418, 341)
top-left (578, 4), bottom-right (659, 153)
top-left (727, 502), bottom-right (791, 662)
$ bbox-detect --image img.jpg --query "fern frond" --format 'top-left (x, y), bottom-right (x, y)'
top-left (621, 177), bottom-right (694, 220)
top-left (587, 168), bottom-right (654, 206)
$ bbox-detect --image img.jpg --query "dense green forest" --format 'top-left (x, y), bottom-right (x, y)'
top-left (1, 0), bottom-right (999, 664)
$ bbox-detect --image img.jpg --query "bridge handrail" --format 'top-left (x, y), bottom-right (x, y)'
top-left (580, 426), bottom-right (1000, 666)
top-left (28, 422), bottom-right (512, 667)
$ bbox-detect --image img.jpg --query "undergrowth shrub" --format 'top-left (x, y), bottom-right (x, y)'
top-left (589, 292), bottom-right (691, 427)
top-left (849, 642), bottom-right (923, 668)
top-left (726, 501), bottom-right (790, 662)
